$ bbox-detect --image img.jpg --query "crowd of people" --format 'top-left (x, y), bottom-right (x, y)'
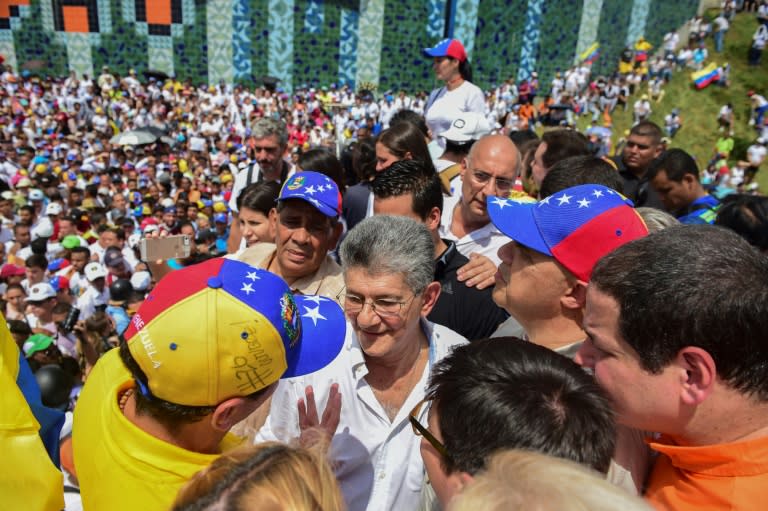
top-left (5, 7), bottom-right (768, 511)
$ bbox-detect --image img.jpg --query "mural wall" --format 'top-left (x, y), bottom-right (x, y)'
top-left (0, 0), bottom-right (700, 92)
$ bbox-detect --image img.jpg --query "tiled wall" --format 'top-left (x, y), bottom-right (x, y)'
top-left (0, 0), bottom-right (699, 93)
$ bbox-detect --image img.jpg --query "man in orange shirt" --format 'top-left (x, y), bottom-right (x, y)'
top-left (576, 225), bottom-right (768, 510)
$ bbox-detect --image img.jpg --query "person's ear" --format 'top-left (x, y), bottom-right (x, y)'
top-left (329, 221), bottom-right (343, 250)
top-left (460, 158), bottom-right (468, 179)
top-left (404, 151), bottom-right (413, 161)
top-left (562, 279), bottom-right (588, 310)
top-left (268, 207), bottom-right (279, 229)
top-left (419, 281), bottom-right (442, 317)
top-left (676, 347), bottom-right (716, 406)
top-left (425, 206), bottom-right (441, 232)
top-left (211, 386), bottom-right (275, 432)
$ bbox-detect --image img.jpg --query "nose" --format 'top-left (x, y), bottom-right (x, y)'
top-left (355, 302), bottom-right (381, 329)
top-left (292, 226), bottom-right (311, 244)
top-left (498, 241), bottom-right (514, 263)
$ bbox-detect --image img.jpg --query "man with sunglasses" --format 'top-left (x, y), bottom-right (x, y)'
top-left (613, 121), bottom-right (666, 210)
top-left (257, 215), bottom-right (467, 511)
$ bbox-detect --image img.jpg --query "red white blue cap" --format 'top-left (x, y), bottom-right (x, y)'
top-left (278, 171), bottom-right (341, 218)
top-left (423, 38), bottom-right (468, 62)
top-left (487, 184), bottom-right (649, 281)
top-left (123, 258), bottom-right (346, 406)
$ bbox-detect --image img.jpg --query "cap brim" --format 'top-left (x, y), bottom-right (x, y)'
top-left (279, 196), bottom-right (337, 217)
top-left (440, 127), bottom-right (471, 142)
top-left (283, 295), bottom-right (346, 378)
top-left (487, 196), bottom-right (552, 256)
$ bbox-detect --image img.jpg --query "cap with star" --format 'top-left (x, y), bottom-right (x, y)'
top-left (487, 184), bottom-right (648, 281)
top-left (123, 257), bottom-right (346, 407)
top-left (278, 171), bottom-right (341, 218)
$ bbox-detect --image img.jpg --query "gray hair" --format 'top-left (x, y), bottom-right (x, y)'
top-left (340, 216), bottom-right (435, 293)
top-left (636, 207), bottom-right (679, 232)
top-left (251, 118), bottom-right (288, 147)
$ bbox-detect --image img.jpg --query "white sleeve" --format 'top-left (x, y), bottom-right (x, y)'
top-left (466, 85), bottom-right (486, 115)
top-left (254, 379), bottom-right (302, 444)
top-left (228, 167), bottom-right (251, 213)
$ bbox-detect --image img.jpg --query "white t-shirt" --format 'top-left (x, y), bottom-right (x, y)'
top-left (424, 81), bottom-right (485, 143)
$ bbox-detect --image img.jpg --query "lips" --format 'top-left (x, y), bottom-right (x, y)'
top-left (285, 248), bottom-right (310, 263)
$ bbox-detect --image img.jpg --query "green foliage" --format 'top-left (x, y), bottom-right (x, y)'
top-left (576, 12), bottom-right (768, 192)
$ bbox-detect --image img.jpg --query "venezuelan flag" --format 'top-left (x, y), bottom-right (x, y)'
top-left (692, 63), bottom-right (721, 90)
top-left (580, 42), bottom-right (601, 64)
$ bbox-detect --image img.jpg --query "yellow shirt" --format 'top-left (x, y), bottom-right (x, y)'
top-left (0, 316), bottom-right (63, 511)
top-left (73, 349), bottom-right (243, 511)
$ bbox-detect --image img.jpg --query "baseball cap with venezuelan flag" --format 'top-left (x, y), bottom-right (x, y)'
top-left (487, 184), bottom-right (648, 282)
top-left (123, 257), bottom-right (346, 407)
top-left (423, 38), bottom-right (468, 62)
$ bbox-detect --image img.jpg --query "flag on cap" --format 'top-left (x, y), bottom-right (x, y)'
top-left (279, 171), bottom-right (341, 218)
top-left (487, 184), bottom-right (649, 281)
top-left (123, 258), bottom-right (346, 407)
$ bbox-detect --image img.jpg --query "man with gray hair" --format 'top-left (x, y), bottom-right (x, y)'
top-left (227, 118), bottom-right (295, 251)
top-left (257, 215), bottom-right (467, 511)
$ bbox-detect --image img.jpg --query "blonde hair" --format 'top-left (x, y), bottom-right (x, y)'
top-left (172, 442), bottom-right (345, 511)
top-left (448, 450), bottom-right (652, 511)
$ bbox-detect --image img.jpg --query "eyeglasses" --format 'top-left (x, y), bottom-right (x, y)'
top-left (409, 400), bottom-right (451, 461)
top-left (338, 292), bottom-right (416, 318)
top-left (469, 170), bottom-right (515, 192)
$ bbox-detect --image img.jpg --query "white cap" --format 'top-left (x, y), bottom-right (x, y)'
top-left (758, 137), bottom-right (766, 145)
top-left (160, 198), bottom-right (175, 208)
top-left (25, 282), bottom-right (57, 302)
top-left (45, 202), bottom-right (63, 216)
top-left (128, 233), bottom-right (142, 249)
top-left (130, 270), bottom-right (151, 291)
top-left (28, 189), bottom-right (45, 201)
top-left (84, 262), bottom-right (108, 282)
top-left (441, 112), bottom-right (492, 143)
top-left (143, 224), bottom-right (159, 234)
top-left (32, 218), bottom-right (54, 240)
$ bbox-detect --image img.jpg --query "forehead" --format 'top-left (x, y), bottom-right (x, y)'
top-left (627, 133), bottom-right (655, 147)
top-left (279, 199), bottom-right (330, 222)
top-left (467, 144), bottom-right (517, 178)
top-left (344, 267), bottom-right (408, 293)
top-left (584, 286), bottom-right (622, 339)
top-left (373, 194), bottom-right (417, 218)
top-left (253, 134), bottom-right (282, 148)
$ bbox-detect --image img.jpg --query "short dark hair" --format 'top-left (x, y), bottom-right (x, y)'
top-left (70, 245), bottom-right (91, 258)
top-left (25, 253), bottom-right (48, 270)
top-left (237, 181), bottom-right (280, 216)
top-left (715, 194), bottom-right (768, 251)
top-left (540, 130), bottom-right (591, 170)
top-left (539, 156), bottom-right (624, 198)
top-left (427, 337), bottom-right (616, 475)
top-left (508, 130), bottom-right (539, 150)
top-left (591, 225), bottom-right (768, 400)
top-left (647, 148), bottom-right (699, 182)
top-left (371, 160), bottom-right (443, 218)
top-left (298, 148), bottom-right (345, 191)
top-left (629, 121), bottom-right (662, 146)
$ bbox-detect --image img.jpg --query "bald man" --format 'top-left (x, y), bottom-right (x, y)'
top-left (439, 134), bottom-right (521, 267)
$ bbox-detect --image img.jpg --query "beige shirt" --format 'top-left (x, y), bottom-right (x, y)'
top-left (235, 242), bottom-right (345, 303)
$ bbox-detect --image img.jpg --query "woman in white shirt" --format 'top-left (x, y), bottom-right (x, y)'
top-left (423, 39), bottom-right (485, 145)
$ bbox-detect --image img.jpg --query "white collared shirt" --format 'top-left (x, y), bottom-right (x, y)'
top-left (256, 319), bottom-right (467, 511)
top-left (438, 193), bottom-right (507, 266)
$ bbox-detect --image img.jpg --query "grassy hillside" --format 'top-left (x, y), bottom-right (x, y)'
top-left (574, 11), bottom-right (768, 192)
